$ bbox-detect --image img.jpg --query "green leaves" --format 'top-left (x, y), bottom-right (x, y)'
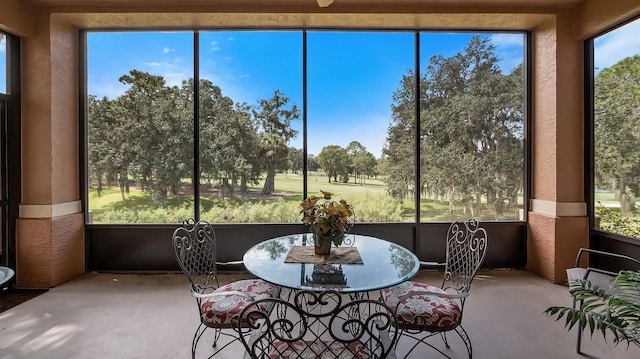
top-left (544, 270), bottom-right (640, 348)
top-left (595, 55), bottom-right (640, 215)
top-left (385, 35), bottom-right (523, 218)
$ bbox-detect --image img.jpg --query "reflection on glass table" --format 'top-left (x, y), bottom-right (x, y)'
top-left (243, 233), bottom-right (420, 293)
top-left (303, 264), bottom-right (348, 289)
top-left (0, 266), bottom-right (15, 289)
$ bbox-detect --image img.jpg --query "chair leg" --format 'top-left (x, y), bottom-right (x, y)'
top-left (440, 332), bottom-right (450, 348)
top-left (212, 327), bottom-right (221, 347)
top-left (192, 323), bottom-right (207, 359)
top-left (454, 326), bottom-right (472, 359)
top-left (573, 297), bottom-right (583, 354)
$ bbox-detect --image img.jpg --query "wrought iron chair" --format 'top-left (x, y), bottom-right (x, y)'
top-left (172, 218), bottom-right (281, 358)
top-left (237, 290), bottom-right (399, 359)
top-left (380, 219), bottom-right (488, 359)
top-left (566, 248), bottom-right (640, 354)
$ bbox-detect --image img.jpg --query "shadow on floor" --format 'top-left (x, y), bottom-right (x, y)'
top-left (0, 287), bottom-right (48, 313)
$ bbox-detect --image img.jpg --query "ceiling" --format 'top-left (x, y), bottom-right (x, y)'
top-left (24, 0), bottom-right (587, 11)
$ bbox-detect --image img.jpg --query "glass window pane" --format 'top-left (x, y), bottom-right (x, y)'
top-left (419, 32), bottom-right (525, 221)
top-left (87, 31), bottom-right (195, 223)
top-left (0, 32), bottom-right (6, 94)
top-left (198, 31), bottom-right (303, 223)
top-left (307, 31), bottom-right (415, 223)
top-left (593, 18), bottom-right (640, 238)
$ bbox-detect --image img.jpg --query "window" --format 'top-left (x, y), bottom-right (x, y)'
top-left (85, 30), bottom-right (526, 224)
top-left (593, 18), bottom-right (640, 238)
top-left (416, 33), bottom-right (524, 221)
top-left (86, 31), bottom-right (194, 223)
top-left (198, 31), bottom-right (303, 222)
top-left (307, 31), bottom-right (415, 223)
top-left (0, 32), bottom-right (7, 94)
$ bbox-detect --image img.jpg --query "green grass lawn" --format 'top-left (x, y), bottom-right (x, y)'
top-left (88, 172), bottom-right (522, 223)
top-left (595, 190), bottom-right (619, 205)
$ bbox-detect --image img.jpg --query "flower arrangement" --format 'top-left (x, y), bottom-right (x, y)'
top-left (300, 190), bottom-right (355, 247)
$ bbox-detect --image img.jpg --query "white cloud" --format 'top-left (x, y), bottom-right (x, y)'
top-left (490, 33), bottom-right (524, 48)
top-left (142, 60), bottom-right (191, 87)
top-left (490, 33), bottom-right (524, 74)
top-left (89, 82), bottom-right (129, 100)
top-left (162, 71), bottom-right (188, 87)
top-left (162, 47), bottom-right (173, 54)
top-left (594, 19), bottom-right (640, 72)
top-left (211, 41), bottom-right (220, 51)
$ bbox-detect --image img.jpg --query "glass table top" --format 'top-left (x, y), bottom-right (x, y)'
top-left (243, 233), bottom-right (420, 293)
top-left (0, 266), bottom-right (15, 286)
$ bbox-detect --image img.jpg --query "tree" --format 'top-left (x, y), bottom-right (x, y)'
top-left (307, 154), bottom-right (320, 172)
top-left (385, 36), bottom-right (524, 218)
top-left (287, 147), bottom-right (304, 174)
top-left (197, 79), bottom-right (260, 199)
top-left (252, 90), bottom-right (300, 195)
top-left (116, 70), bottom-right (191, 206)
top-left (346, 141), bottom-right (376, 185)
top-left (384, 70), bottom-right (418, 202)
top-left (87, 95), bottom-right (117, 197)
top-left (594, 55), bottom-right (640, 214)
top-left (317, 145), bottom-right (350, 183)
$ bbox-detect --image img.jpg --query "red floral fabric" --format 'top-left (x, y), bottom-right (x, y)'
top-left (267, 340), bottom-right (371, 359)
top-left (381, 281), bottom-right (461, 329)
top-left (200, 279), bottom-right (279, 325)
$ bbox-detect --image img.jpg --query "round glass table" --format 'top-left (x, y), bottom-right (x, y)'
top-left (0, 266), bottom-right (15, 288)
top-left (243, 233), bottom-right (420, 293)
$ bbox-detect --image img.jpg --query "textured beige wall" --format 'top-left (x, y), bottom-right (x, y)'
top-left (528, 212), bottom-right (588, 283)
top-left (0, 0), bottom-right (36, 36)
top-left (17, 10), bottom-right (85, 287)
top-left (50, 17), bottom-right (80, 204)
top-left (575, 0), bottom-right (640, 39)
top-left (22, 12), bottom-right (54, 205)
top-left (528, 10), bottom-right (587, 283)
top-left (16, 214), bottom-right (85, 287)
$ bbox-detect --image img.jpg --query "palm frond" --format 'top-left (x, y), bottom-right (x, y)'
top-left (544, 270), bottom-right (640, 348)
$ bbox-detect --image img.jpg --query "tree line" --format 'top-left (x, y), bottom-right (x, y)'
top-left (89, 35), bottom-right (528, 220)
top-left (88, 71), bottom-right (302, 205)
top-left (88, 71), bottom-right (380, 205)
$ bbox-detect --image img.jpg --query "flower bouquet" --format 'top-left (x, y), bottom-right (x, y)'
top-left (300, 190), bottom-right (355, 254)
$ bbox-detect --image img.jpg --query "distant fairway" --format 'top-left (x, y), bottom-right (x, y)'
top-left (88, 172), bottom-right (521, 223)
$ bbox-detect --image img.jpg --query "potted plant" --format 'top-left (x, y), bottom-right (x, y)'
top-left (299, 190), bottom-right (355, 255)
top-left (544, 270), bottom-right (640, 348)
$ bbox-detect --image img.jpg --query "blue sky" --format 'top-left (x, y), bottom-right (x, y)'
top-left (0, 33), bottom-right (6, 94)
top-left (80, 22), bottom-right (633, 157)
top-left (594, 19), bottom-right (640, 75)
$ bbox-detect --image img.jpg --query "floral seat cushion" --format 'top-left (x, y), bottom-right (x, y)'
top-left (200, 279), bottom-right (279, 326)
top-left (267, 340), bottom-right (371, 359)
top-left (380, 281), bottom-right (461, 329)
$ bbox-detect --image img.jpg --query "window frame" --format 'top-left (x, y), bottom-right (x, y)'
top-left (80, 28), bottom-right (530, 271)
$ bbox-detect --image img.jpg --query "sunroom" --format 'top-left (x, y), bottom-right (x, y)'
top-left (0, 0), bottom-right (639, 332)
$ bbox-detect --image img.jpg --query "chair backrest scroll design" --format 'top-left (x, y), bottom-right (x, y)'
top-left (443, 219), bottom-right (488, 294)
top-left (172, 218), bottom-right (219, 294)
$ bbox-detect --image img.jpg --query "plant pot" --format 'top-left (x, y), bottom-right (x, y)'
top-left (314, 235), bottom-right (332, 255)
